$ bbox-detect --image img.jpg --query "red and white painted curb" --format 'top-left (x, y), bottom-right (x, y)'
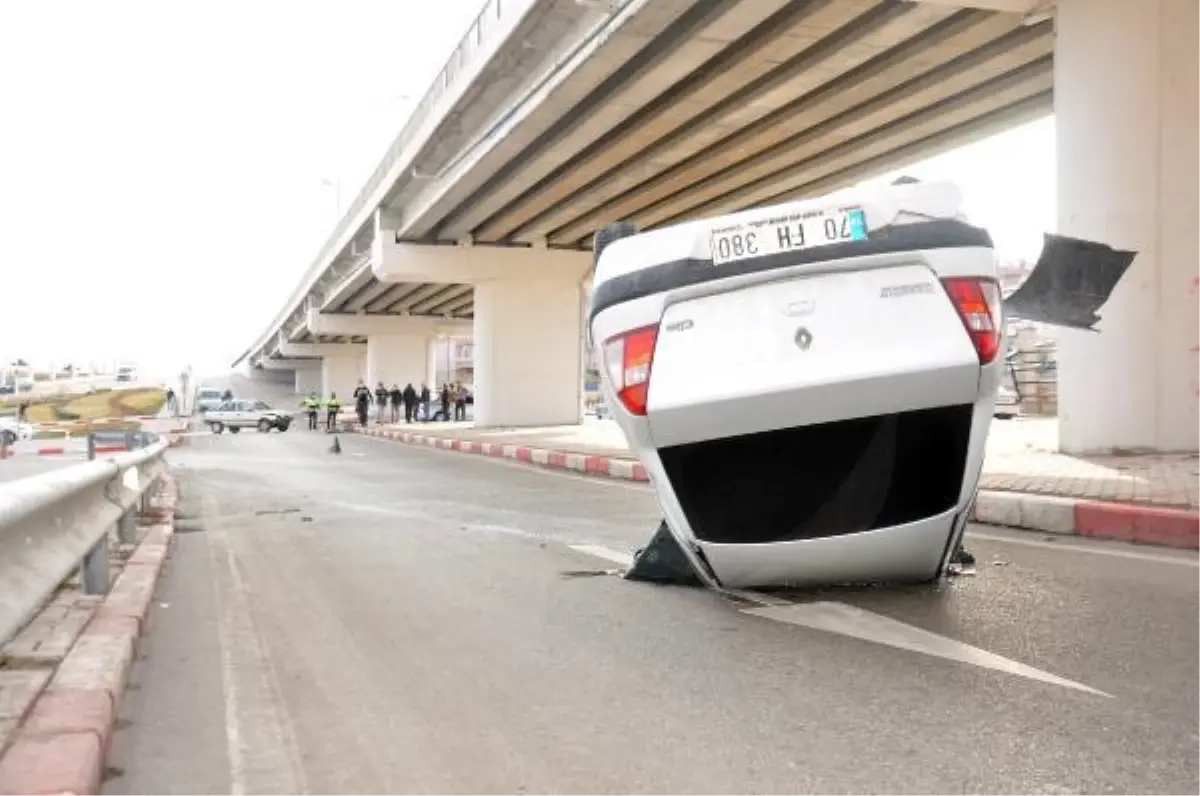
top-left (1, 426), bottom-right (188, 459)
top-left (357, 425), bottom-right (1199, 551)
top-left (33, 415), bottom-right (162, 429)
top-left (972, 491), bottom-right (1198, 550)
top-left (0, 477), bottom-right (177, 795)
top-left (0, 444), bottom-right (131, 458)
top-left (358, 425), bottom-right (650, 481)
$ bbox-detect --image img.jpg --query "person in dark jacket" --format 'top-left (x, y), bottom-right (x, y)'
top-left (388, 384), bottom-right (403, 423)
top-left (402, 383), bottom-right (418, 423)
top-left (419, 383), bottom-right (431, 422)
top-left (374, 382), bottom-right (389, 423)
top-left (453, 383), bottom-right (468, 421)
top-left (439, 384), bottom-right (451, 422)
top-left (352, 381), bottom-right (372, 426)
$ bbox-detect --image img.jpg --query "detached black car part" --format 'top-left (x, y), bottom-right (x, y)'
top-left (1005, 233), bottom-right (1137, 330)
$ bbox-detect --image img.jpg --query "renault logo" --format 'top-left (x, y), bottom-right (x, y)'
top-left (794, 327), bottom-right (813, 350)
top-left (783, 298), bottom-right (815, 317)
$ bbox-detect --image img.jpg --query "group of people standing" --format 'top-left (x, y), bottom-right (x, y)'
top-left (301, 380), bottom-right (471, 431)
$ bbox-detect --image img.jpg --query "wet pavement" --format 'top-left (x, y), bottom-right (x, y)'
top-left (104, 422), bottom-right (1198, 794)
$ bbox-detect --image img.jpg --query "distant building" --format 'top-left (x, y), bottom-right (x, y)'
top-left (431, 338), bottom-right (474, 388)
top-left (997, 257), bottom-right (1035, 297)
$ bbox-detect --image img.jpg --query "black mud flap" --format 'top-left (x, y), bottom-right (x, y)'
top-left (624, 521), bottom-right (704, 587)
top-left (1004, 233), bottom-right (1137, 330)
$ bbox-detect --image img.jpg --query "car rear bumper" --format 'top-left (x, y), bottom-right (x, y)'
top-left (624, 394), bottom-right (992, 590)
top-left (696, 508), bottom-right (965, 589)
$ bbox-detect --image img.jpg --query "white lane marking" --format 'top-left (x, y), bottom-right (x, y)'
top-left (568, 544), bottom-right (790, 607)
top-left (968, 530), bottom-right (1198, 567)
top-left (566, 544), bottom-right (1107, 696)
top-left (744, 601), bottom-right (1111, 698)
top-left (204, 494), bottom-right (309, 795)
top-left (723, 589), bottom-right (793, 607)
top-left (204, 494), bottom-right (247, 795)
top-left (569, 544), bottom-right (633, 567)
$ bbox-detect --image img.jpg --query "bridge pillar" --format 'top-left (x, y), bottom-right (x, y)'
top-left (294, 363), bottom-right (321, 396)
top-left (372, 240), bottom-right (592, 427)
top-left (473, 276), bottom-right (586, 428)
top-left (250, 361), bottom-right (295, 385)
top-left (1054, 0), bottom-right (1198, 453)
top-left (321, 348), bottom-right (366, 402)
top-left (366, 334), bottom-right (431, 391)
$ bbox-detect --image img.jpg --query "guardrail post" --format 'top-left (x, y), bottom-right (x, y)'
top-left (140, 472), bottom-right (158, 514)
top-left (118, 508), bottom-right (137, 543)
top-left (81, 534), bottom-right (109, 594)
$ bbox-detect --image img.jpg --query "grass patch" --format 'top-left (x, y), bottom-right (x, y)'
top-left (1, 387), bottom-right (165, 423)
top-left (109, 388), bottom-right (165, 415)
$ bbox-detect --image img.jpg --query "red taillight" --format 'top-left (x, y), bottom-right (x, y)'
top-left (602, 324), bottom-right (659, 416)
top-left (942, 277), bottom-right (1003, 364)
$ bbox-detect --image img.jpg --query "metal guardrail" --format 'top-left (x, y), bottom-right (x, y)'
top-left (0, 434), bottom-right (169, 645)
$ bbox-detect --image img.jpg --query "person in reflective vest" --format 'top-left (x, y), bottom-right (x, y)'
top-left (301, 393), bottom-right (320, 430)
top-left (325, 393), bottom-right (341, 431)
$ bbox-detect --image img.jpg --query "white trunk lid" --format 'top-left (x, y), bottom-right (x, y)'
top-left (646, 263), bottom-right (981, 448)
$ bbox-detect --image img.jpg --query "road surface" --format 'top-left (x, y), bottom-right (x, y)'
top-left (104, 423), bottom-right (1198, 794)
top-left (0, 454), bottom-right (85, 483)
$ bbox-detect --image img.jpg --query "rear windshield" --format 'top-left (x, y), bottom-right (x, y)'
top-left (198, 389), bottom-right (223, 399)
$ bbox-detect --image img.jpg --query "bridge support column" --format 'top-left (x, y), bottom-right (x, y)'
top-left (473, 276), bottom-right (585, 428)
top-left (1054, 0), bottom-right (1198, 453)
top-left (294, 363), bottom-right (321, 396)
top-left (427, 340), bottom-right (440, 389)
top-left (249, 365), bottom-right (294, 385)
top-left (321, 349), bottom-right (365, 401)
top-left (366, 334), bottom-right (430, 390)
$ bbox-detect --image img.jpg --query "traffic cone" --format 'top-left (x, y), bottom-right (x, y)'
top-left (329, 436), bottom-right (341, 455)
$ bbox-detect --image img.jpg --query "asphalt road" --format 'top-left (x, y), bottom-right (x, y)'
top-left (104, 425), bottom-right (1199, 794)
top-left (0, 454), bottom-right (84, 483)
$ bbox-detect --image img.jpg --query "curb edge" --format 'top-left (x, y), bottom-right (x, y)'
top-left (0, 475), bottom-right (177, 794)
top-left (356, 426), bottom-right (1198, 550)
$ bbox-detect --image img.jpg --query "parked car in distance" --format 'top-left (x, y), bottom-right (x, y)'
top-left (196, 387), bottom-right (226, 414)
top-left (205, 400), bottom-right (292, 434)
top-left (0, 416), bottom-right (35, 446)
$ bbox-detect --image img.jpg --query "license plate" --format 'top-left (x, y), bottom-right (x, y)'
top-left (709, 207), bottom-right (868, 266)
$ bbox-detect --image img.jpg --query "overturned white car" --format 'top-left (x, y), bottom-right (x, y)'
top-left (589, 179), bottom-right (1131, 591)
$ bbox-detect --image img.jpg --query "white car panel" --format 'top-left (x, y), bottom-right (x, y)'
top-left (589, 179), bottom-right (1001, 590)
top-left (647, 260), bottom-right (984, 448)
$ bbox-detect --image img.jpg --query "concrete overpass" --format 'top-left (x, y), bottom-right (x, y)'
top-left (236, 0), bottom-right (1197, 452)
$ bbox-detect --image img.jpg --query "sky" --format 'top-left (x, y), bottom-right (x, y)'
top-left (0, 1), bottom-right (1056, 380)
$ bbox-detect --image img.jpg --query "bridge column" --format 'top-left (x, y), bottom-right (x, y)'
top-left (366, 334), bottom-right (430, 390)
top-left (294, 363), bottom-right (321, 396)
top-left (1054, 0), bottom-right (1198, 453)
top-left (249, 363), bottom-right (295, 384)
top-left (473, 276), bottom-right (585, 428)
top-left (371, 239), bottom-right (591, 427)
top-left (321, 349), bottom-right (365, 401)
top-left (427, 339), bottom-right (440, 389)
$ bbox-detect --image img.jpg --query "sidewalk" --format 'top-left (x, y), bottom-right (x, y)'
top-left (0, 476), bottom-right (179, 794)
top-left (357, 416), bottom-right (1198, 550)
